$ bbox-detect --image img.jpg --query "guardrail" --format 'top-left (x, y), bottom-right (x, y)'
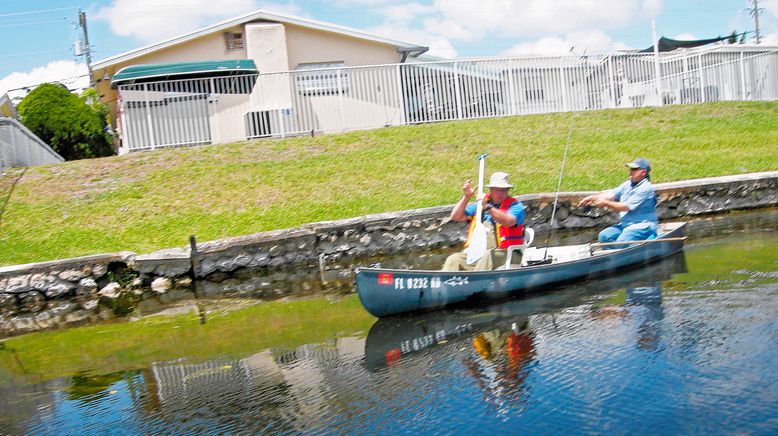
top-left (0, 117), bottom-right (63, 172)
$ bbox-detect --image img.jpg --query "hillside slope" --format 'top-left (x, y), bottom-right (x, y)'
top-left (2, 101), bottom-right (777, 265)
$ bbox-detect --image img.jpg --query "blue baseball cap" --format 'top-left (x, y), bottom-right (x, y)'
top-left (625, 158), bottom-right (651, 171)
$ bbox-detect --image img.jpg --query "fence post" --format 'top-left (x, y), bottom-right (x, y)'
top-left (118, 89), bottom-right (129, 153)
top-left (337, 68), bottom-right (346, 131)
top-left (682, 51), bottom-right (689, 103)
top-left (652, 20), bottom-right (663, 106)
top-left (739, 51), bottom-right (747, 100)
top-left (0, 121), bottom-right (7, 171)
top-left (143, 83), bottom-right (156, 149)
top-left (559, 63), bottom-right (568, 112)
top-left (395, 64), bottom-right (406, 125)
top-left (454, 62), bottom-right (463, 120)
top-left (698, 54), bottom-right (706, 102)
top-left (208, 78), bottom-right (220, 143)
top-left (607, 56), bottom-right (616, 108)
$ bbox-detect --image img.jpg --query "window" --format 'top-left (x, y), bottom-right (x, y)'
top-left (294, 62), bottom-right (349, 95)
top-left (224, 32), bottom-right (244, 50)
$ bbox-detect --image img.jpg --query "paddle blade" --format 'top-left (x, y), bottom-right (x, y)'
top-left (465, 223), bottom-right (488, 265)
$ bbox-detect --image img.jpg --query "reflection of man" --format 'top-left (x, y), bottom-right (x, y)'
top-left (591, 283), bottom-right (664, 351)
top-left (626, 284), bottom-right (664, 351)
top-left (466, 322), bottom-right (535, 408)
top-left (443, 172), bottom-right (526, 271)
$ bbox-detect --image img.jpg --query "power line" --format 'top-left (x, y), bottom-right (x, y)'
top-left (0, 7), bottom-right (76, 18)
top-left (4, 74), bottom-right (90, 94)
top-left (0, 19), bottom-right (68, 29)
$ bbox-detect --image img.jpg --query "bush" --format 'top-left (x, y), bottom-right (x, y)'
top-left (17, 83), bottom-right (114, 160)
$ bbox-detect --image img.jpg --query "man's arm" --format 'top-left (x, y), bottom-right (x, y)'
top-left (577, 190), bottom-right (617, 208)
top-left (591, 197), bottom-right (630, 212)
top-left (487, 202), bottom-right (520, 227)
top-left (450, 179), bottom-right (475, 222)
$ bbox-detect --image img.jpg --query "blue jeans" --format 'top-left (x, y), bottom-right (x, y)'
top-left (598, 222), bottom-right (657, 249)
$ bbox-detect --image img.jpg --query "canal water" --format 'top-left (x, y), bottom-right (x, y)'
top-left (1, 210), bottom-right (777, 434)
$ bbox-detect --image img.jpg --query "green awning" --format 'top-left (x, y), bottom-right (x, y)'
top-left (111, 60), bottom-right (258, 88)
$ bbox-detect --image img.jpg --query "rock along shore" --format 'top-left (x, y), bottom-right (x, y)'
top-left (1, 171), bottom-right (776, 337)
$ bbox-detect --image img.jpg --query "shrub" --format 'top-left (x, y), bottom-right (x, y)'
top-left (17, 83), bottom-right (114, 160)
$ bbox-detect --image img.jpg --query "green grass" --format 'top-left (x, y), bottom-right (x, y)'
top-left (0, 295), bottom-right (372, 383)
top-left (1, 101), bottom-right (777, 265)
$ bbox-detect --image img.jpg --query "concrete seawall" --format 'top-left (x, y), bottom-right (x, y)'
top-left (1, 171), bottom-right (777, 336)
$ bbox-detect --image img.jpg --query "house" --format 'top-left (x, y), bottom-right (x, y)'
top-left (91, 10), bottom-right (428, 152)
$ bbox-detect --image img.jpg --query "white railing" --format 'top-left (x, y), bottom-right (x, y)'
top-left (0, 117), bottom-right (64, 172)
top-left (116, 48), bottom-right (778, 153)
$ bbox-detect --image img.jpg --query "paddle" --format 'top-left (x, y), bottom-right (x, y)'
top-left (464, 154), bottom-right (488, 264)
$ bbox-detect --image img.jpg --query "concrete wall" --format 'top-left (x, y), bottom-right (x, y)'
top-left (1, 171), bottom-right (776, 337)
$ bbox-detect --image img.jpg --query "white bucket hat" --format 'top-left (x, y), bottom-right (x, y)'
top-left (486, 172), bottom-right (513, 189)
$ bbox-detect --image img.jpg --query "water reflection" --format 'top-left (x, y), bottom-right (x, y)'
top-left (591, 283), bottom-right (665, 351)
top-left (465, 322), bottom-right (535, 414)
top-left (365, 253), bottom-right (686, 371)
top-left (3, 211), bottom-right (778, 433)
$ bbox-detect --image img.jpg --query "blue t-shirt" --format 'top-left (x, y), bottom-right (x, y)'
top-left (611, 178), bottom-right (657, 227)
top-left (465, 198), bottom-right (525, 226)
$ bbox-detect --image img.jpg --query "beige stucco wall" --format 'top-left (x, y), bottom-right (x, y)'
top-left (284, 24), bottom-right (403, 68)
top-left (245, 23), bottom-right (293, 113)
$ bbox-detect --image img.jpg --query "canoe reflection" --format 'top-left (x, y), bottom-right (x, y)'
top-left (364, 252), bottom-right (687, 371)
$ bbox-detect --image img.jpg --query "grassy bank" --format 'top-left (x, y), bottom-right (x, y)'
top-left (1, 101), bottom-right (777, 265)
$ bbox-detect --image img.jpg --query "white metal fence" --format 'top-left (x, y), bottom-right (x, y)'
top-left (116, 48), bottom-right (778, 153)
top-left (0, 117), bottom-right (64, 172)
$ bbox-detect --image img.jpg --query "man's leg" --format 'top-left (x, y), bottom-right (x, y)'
top-left (598, 224), bottom-right (623, 243)
top-left (443, 251), bottom-right (473, 271)
top-left (616, 223), bottom-right (656, 243)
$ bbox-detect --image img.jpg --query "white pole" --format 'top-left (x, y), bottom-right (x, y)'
top-left (652, 20), bottom-right (663, 106)
top-left (739, 51), bottom-right (747, 100)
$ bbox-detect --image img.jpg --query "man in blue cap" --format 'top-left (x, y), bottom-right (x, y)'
top-left (577, 158), bottom-right (657, 245)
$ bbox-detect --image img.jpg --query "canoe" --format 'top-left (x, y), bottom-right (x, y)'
top-left (363, 252), bottom-right (687, 370)
top-left (356, 222), bottom-right (687, 317)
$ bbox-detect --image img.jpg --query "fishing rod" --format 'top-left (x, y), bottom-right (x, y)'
top-left (527, 49), bottom-right (591, 265)
top-left (525, 113), bottom-right (575, 266)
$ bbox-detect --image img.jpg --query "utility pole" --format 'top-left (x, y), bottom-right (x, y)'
top-left (748, 0), bottom-right (764, 44)
top-left (78, 9), bottom-right (95, 88)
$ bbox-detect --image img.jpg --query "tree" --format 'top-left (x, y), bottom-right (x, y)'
top-left (17, 83), bottom-right (113, 160)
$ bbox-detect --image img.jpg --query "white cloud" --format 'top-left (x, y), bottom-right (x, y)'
top-left (94, 0), bottom-right (303, 43)
top-left (502, 30), bottom-right (632, 56)
top-left (429, 0), bottom-right (663, 41)
top-left (760, 33), bottom-right (778, 45)
top-left (673, 33), bottom-right (698, 41)
top-left (0, 61), bottom-right (88, 101)
top-left (333, 0), bottom-right (393, 5)
top-left (379, 2), bottom-right (437, 22)
top-left (641, 0), bottom-right (663, 18)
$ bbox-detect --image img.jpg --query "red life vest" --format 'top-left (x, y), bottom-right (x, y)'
top-left (464, 195), bottom-right (525, 249)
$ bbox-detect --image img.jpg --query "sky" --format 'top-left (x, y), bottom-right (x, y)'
top-left (2, 0), bottom-right (778, 100)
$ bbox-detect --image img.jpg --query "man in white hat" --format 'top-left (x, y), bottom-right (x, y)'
top-left (577, 158), bottom-right (657, 246)
top-left (443, 171), bottom-right (526, 271)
